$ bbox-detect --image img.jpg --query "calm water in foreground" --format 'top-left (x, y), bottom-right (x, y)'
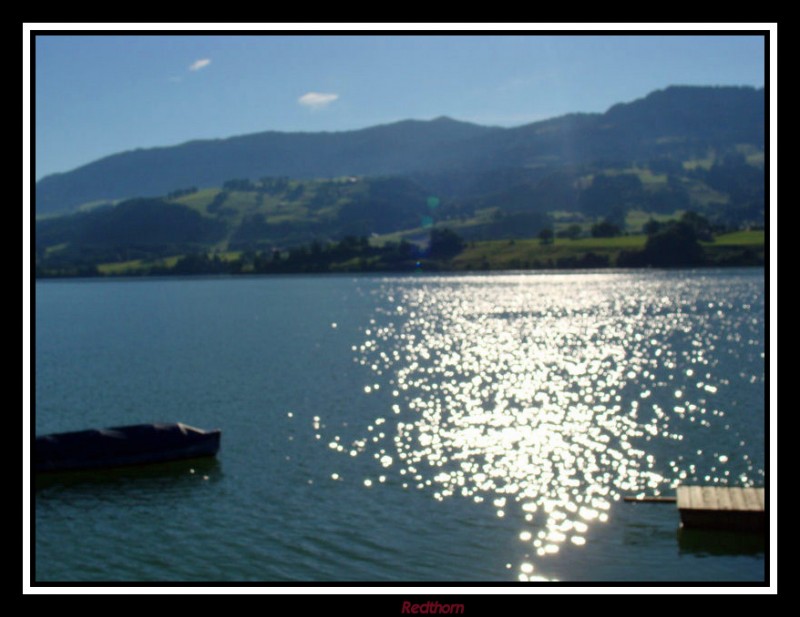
top-left (33, 269), bottom-right (767, 584)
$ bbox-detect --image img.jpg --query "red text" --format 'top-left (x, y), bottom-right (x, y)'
top-left (401, 601), bottom-right (464, 614)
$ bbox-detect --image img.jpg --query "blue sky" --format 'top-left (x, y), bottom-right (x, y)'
top-left (30, 29), bottom-right (768, 180)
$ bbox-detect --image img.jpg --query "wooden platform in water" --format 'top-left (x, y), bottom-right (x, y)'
top-left (676, 486), bottom-right (765, 532)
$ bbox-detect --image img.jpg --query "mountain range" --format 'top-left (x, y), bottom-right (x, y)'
top-left (35, 85), bottom-right (765, 216)
top-left (34, 85), bottom-right (766, 276)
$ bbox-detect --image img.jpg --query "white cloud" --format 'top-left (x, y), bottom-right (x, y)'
top-left (298, 92), bottom-right (339, 109)
top-left (189, 58), bottom-right (211, 72)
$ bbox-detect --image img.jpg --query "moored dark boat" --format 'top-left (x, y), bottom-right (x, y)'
top-left (35, 423), bottom-right (221, 472)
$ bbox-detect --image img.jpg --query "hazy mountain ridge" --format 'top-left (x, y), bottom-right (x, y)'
top-left (35, 116), bottom-right (502, 215)
top-left (34, 84), bottom-right (766, 276)
top-left (35, 85), bottom-right (765, 215)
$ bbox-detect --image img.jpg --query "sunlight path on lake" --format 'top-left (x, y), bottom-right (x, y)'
top-left (322, 272), bottom-right (765, 581)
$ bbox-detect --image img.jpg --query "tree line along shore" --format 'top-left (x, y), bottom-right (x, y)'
top-left (36, 214), bottom-right (765, 278)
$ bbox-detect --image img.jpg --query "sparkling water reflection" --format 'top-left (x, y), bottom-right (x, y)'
top-left (35, 272), bottom-right (765, 582)
top-left (323, 271), bottom-right (765, 581)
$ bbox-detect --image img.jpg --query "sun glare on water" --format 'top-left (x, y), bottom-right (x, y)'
top-left (318, 273), bottom-right (764, 581)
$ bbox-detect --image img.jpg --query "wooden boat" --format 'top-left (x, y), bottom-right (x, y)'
top-left (35, 423), bottom-right (221, 472)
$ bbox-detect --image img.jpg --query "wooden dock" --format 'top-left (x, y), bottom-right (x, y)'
top-left (676, 486), bottom-right (765, 532)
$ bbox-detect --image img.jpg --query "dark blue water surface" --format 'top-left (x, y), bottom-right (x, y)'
top-left (32, 270), bottom-right (768, 584)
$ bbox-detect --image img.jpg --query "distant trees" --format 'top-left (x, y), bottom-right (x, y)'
top-left (223, 235), bottom-right (423, 274)
top-left (428, 228), bottom-right (465, 259)
top-left (696, 154), bottom-right (765, 227)
top-left (223, 178), bottom-right (256, 192)
top-left (640, 221), bottom-right (706, 267)
top-left (171, 252), bottom-right (229, 275)
top-left (259, 177), bottom-right (290, 194)
top-left (558, 224), bottom-right (583, 240)
top-left (621, 212), bottom-right (708, 268)
top-left (679, 210), bottom-right (713, 241)
top-left (286, 184), bottom-right (305, 200)
top-left (230, 213), bottom-right (271, 247)
top-left (642, 219), bottom-right (663, 236)
top-left (591, 219), bottom-right (622, 238)
top-left (483, 211), bottom-right (552, 239)
top-left (167, 187), bottom-right (198, 200)
top-left (646, 184), bottom-right (691, 214)
top-left (75, 198), bottom-right (226, 247)
top-left (207, 190), bottom-right (230, 213)
top-left (579, 173), bottom-right (643, 218)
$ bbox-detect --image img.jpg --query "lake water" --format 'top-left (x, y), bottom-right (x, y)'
top-left (31, 269), bottom-right (768, 585)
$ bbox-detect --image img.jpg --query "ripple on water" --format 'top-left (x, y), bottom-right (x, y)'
top-left (319, 272), bottom-right (765, 581)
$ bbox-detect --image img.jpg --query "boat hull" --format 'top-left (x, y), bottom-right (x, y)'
top-left (35, 423), bottom-right (221, 472)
